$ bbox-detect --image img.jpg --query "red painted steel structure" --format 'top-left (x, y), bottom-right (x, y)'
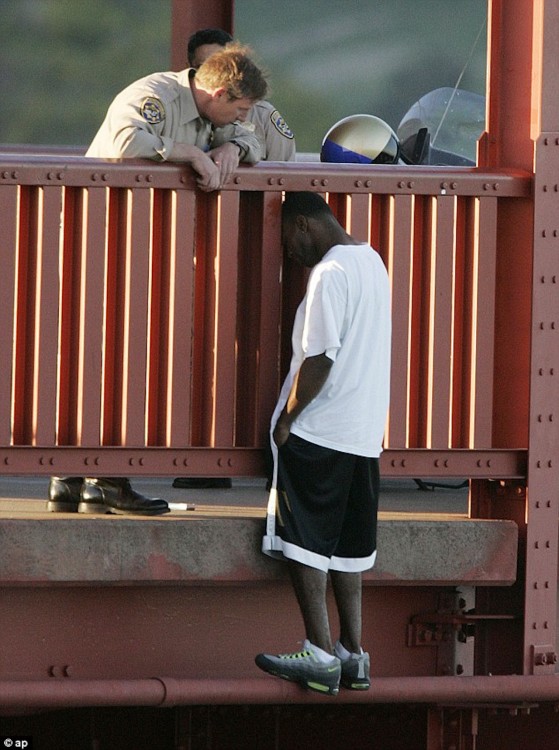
top-left (1, 0), bottom-right (559, 747)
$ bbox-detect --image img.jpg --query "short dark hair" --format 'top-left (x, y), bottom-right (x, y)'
top-left (282, 192), bottom-right (333, 223)
top-left (187, 28), bottom-right (233, 67)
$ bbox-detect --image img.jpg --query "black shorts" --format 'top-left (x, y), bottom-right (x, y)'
top-left (263, 433), bottom-right (379, 572)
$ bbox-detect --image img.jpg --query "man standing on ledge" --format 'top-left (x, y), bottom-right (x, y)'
top-left (256, 192), bottom-right (391, 695)
top-left (47, 46), bottom-right (268, 516)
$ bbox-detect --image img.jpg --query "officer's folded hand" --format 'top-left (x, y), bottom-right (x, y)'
top-left (190, 151), bottom-right (222, 192)
top-left (208, 142), bottom-right (240, 187)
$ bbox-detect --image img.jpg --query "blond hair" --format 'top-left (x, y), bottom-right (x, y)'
top-left (195, 43), bottom-right (268, 101)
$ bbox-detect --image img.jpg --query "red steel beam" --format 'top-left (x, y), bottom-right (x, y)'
top-left (2, 675), bottom-right (559, 710)
top-left (170, 0), bottom-right (234, 71)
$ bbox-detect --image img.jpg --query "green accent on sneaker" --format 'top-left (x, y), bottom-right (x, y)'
top-left (307, 681), bottom-right (338, 695)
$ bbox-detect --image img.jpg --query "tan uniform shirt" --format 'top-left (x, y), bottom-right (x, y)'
top-left (86, 69), bottom-right (262, 162)
top-left (214, 101), bottom-right (296, 161)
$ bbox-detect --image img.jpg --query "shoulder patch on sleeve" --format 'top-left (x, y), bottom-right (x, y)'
top-left (270, 109), bottom-right (294, 139)
top-left (141, 97), bottom-right (165, 124)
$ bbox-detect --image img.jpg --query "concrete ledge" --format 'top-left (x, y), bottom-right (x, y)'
top-left (0, 515), bottom-right (517, 586)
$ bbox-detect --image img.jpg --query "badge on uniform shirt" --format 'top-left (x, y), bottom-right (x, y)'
top-left (141, 97), bottom-right (165, 124)
top-left (237, 121), bottom-right (256, 133)
top-left (270, 110), bottom-right (294, 139)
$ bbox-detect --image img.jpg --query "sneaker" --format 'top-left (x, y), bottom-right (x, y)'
top-left (335, 641), bottom-right (370, 690)
top-left (255, 640), bottom-right (341, 696)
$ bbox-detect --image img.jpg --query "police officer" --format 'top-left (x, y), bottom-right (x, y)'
top-left (47, 45), bottom-right (269, 515)
top-left (187, 29), bottom-right (296, 162)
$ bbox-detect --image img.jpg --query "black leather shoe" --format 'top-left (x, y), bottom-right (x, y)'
top-left (172, 477), bottom-right (232, 489)
top-left (79, 478), bottom-right (170, 516)
top-left (47, 476), bottom-right (84, 512)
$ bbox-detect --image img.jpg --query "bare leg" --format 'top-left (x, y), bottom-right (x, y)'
top-left (330, 570), bottom-right (362, 653)
top-left (288, 560), bottom-right (333, 653)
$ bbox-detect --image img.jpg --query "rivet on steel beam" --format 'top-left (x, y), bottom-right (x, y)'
top-left (102, 174), bottom-right (109, 181)
top-left (57, 172), bottom-right (64, 180)
top-left (11, 171), bottom-right (18, 179)
top-left (535, 541), bottom-right (540, 548)
top-left (234, 176), bottom-right (242, 184)
top-left (549, 414), bottom-right (554, 422)
top-left (180, 176), bottom-right (188, 183)
top-left (538, 414), bottom-right (543, 422)
top-left (311, 179), bottom-right (319, 186)
top-left (534, 582), bottom-right (539, 589)
top-left (493, 183), bottom-right (499, 190)
top-left (135, 174), bottom-right (143, 182)
top-left (321, 179), bottom-right (328, 187)
top-left (548, 460), bottom-right (553, 467)
top-left (91, 173), bottom-right (99, 181)
top-left (268, 177), bottom-right (275, 185)
top-left (3, 457), bottom-right (9, 465)
top-left (546, 539), bottom-right (551, 546)
top-left (542, 229), bottom-right (547, 237)
top-left (537, 461), bottom-right (542, 469)
top-left (545, 581), bottom-right (550, 588)
top-left (544, 137), bottom-right (549, 145)
top-left (365, 180), bottom-right (372, 187)
top-left (355, 180), bottom-right (362, 188)
top-left (47, 172), bottom-right (55, 180)
top-left (450, 182), bottom-right (457, 189)
top-left (541, 276), bottom-right (546, 283)
top-left (544, 622), bottom-right (549, 629)
top-left (408, 181), bottom-right (414, 189)
top-left (543, 185), bottom-right (548, 192)
top-left (398, 181), bottom-right (406, 189)
top-left (278, 178), bottom-right (285, 186)
top-left (1, 171), bottom-right (8, 179)
top-left (483, 183), bottom-right (490, 190)
top-left (440, 182), bottom-right (448, 190)
top-left (533, 622), bottom-right (538, 630)
top-left (146, 174), bottom-right (153, 183)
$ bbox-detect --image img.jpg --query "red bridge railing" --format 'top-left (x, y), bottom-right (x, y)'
top-left (0, 154), bottom-right (531, 478)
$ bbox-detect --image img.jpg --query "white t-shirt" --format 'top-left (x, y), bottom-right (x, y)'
top-left (272, 243), bottom-right (391, 458)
